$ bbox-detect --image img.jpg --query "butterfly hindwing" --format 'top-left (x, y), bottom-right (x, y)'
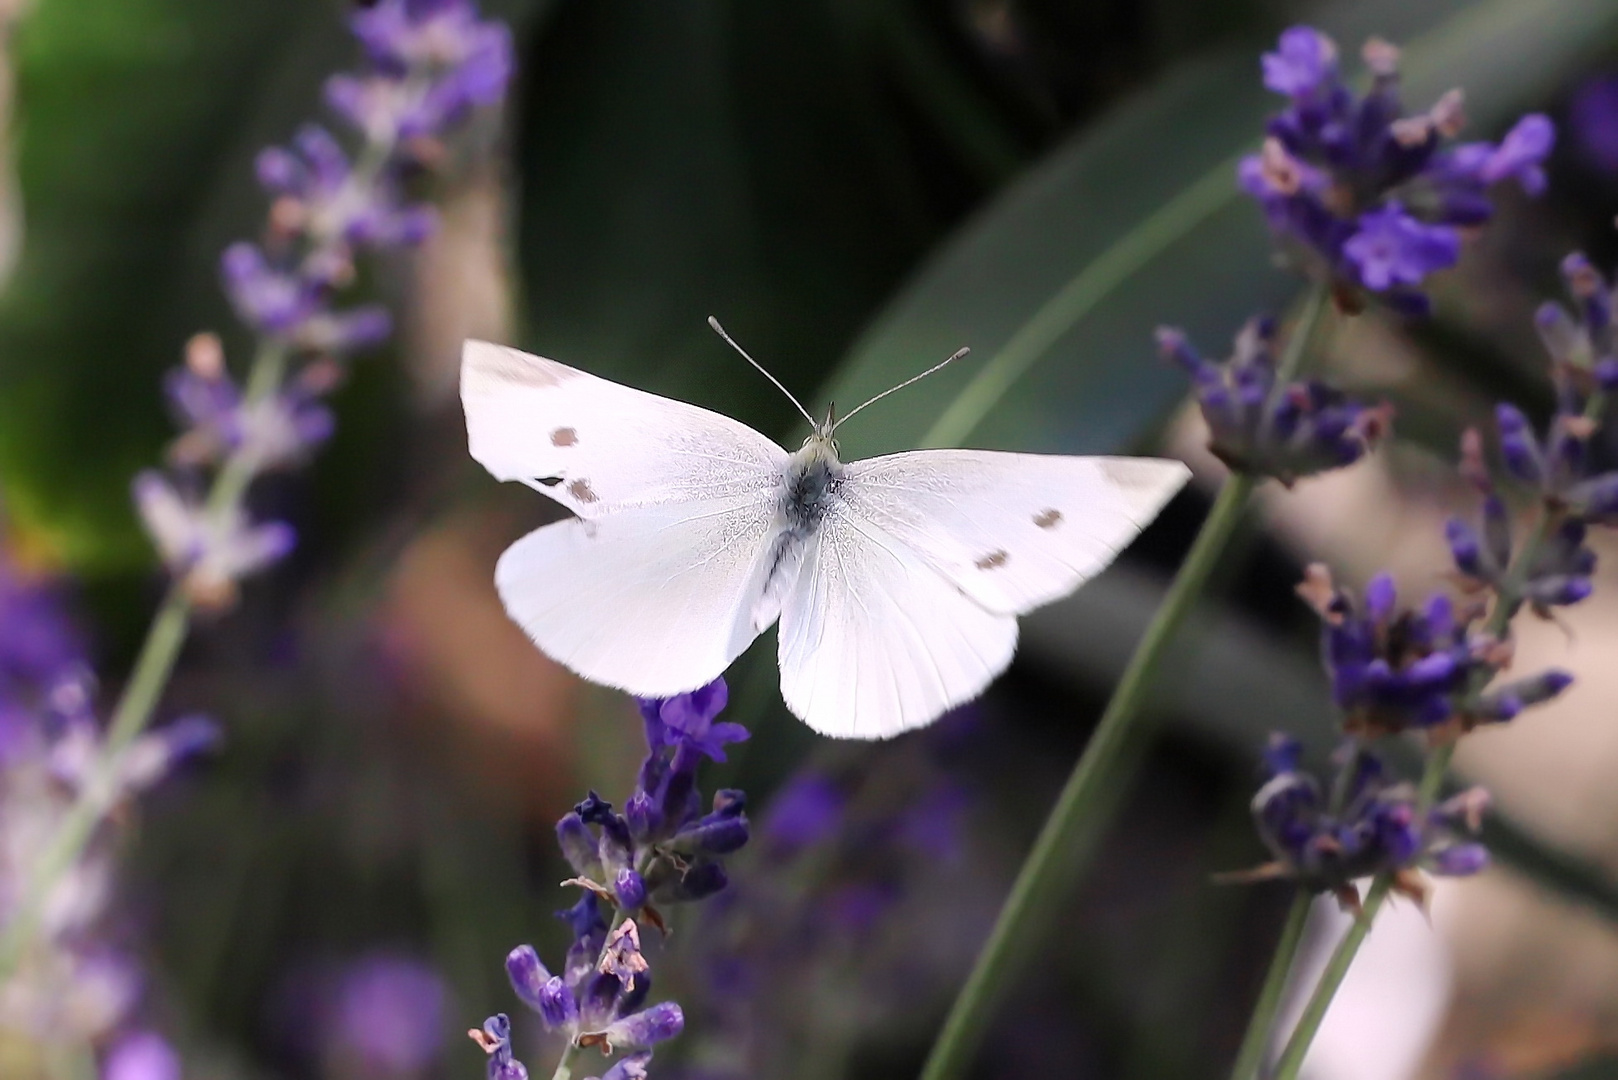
top-left (495, 497), bottom-right (783, 697)
top-left (776, 502), bottom-right (1018, 739)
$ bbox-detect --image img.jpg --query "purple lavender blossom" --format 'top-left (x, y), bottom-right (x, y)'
top-left (1342, 203), bottom-right (1460, 291)
top-left (496, 680), bottom-right (748, 1077)
top-left (1261, 26), bottom-right (1337, 99)
top-left (1243, 27), bottom-right (1554, 314)
top-left (1159, 319), bottom-right (1390, 484)
top-left (331, 953), bottom-right (448, 1074)
top-left (1230, 735), bottom-right (1489, 906)
top-left (1297, 564), bottom-right (1572, 734)
top-left (143, 0), bottom-right (512, 603)
top-left (637, 679), bottom-right (747, 763)
top-left (132, 471), bottom-right (296, 608)
top-left (0, 550), bottom-right (81, 695)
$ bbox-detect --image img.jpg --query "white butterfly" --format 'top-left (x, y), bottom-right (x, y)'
top-left (461, 330), bottom-right (1188, 739)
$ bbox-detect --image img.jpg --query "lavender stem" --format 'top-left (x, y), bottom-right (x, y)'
top-left (918, 283), bottom-right (1331, 1080)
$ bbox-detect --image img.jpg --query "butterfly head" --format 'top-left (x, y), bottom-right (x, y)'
top-left (802, 403), bottom-right (841, 457)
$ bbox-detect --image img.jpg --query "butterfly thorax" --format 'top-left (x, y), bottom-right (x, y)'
top-left (782, 432), bottom-right (844, 538)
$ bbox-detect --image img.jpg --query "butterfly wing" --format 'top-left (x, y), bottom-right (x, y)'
top-left (776, 503), bottom-right (1019, 739)
top-left (462, 339), bottom-right (789, 515)
top-left (776, 449), bottom-right (1188, 738)
top-left (462, 341), bottom-right (791, 695)
top-left (838, 450), bottom-right (1189, 615)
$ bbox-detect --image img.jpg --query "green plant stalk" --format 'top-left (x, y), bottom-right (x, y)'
top-left (0, 113), bottom-right (408, 981)
top-left (1270, 390), bottom-right (1606, 1079)
top-left (0, 342), bottom-right (296, 980)
top-left (1227, 891), bottom-right (1312, 1080)
top-left (918, 285), bottom-right (1330, 1080)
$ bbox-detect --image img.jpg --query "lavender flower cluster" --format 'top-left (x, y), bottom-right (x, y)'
top-left (1158, 317), bottom-right (1390, 484)
top-left (477, 680), bottom-right (751, 1080)
top-left (1226, 734), bottom-right (1488, 910)
top-left (0, 552), bottom-right (210, 1074)
top-left (1173, 26), bottom-right (1604, 904)
top-left (135, 0), bottom-right (512, 606)
top-left (1243, 26), bottom-right (1552, 315)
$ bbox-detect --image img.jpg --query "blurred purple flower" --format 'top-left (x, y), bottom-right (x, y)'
top-left (1342, 203), bottom-right (1461, 291)
top-left (103, 1031), bottom-right (181, 1080)
top-left (132, 472), bottom-right (295, 608)
top-left (761, 772), bottom-right (844, 854)
top-left (1571, 74), bottom-right (1618, 174)
top-left (332, 953), bottom-right (448, 1074)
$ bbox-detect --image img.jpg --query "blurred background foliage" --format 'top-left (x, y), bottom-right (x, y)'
top-left (5, 0), bottom-right (1618, 1076)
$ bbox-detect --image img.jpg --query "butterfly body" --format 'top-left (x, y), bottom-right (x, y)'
top-left (462, 340), bottom-right (1189, 739)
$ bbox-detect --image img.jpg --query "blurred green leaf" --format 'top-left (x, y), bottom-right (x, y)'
top-left (0, 0), bottom-right (545, 576)
top-left (1549, 1056), bottom-right (1618, 1080)
top-left (819, 0), bottom-right (1618, 461)
top-left (0, 0), bottom-right (335, 571)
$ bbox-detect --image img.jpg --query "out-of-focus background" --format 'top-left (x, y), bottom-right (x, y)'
top-left (6, 0), bottom-right (1618, 1077)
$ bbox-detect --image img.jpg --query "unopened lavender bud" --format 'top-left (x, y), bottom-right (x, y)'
top-left (1529, 574), bottom-right (1593, 607)
top-left (653, 860), bottom-right (728, 904)
top-left (537, 976), bottom-right (579, 1031)
top-left (1499, 669), bottom-right (1575, 708)
top-left (599, 1051), bottom-right (654, 1080)
top-left (505, 946), bottom-right (553, 1011)
top-left (1406, 651), bottom-right (1458, 685)
top-left (614, 868), bottom-right (647, 910)
top-left (623, 791), bottom-right (660, 844)
top-left (1430, 842), bottom-right (1489, 876)
top-left (1262, 732), bottom-right (1303, 776)
top-left (1446, 517), bottom-right (1485, 577)
top-left (1534, 301), bottom-right (1585, 367)
top-left (1364, 573), bottom-right (1397, 622)
top-left (1597, 357), bottom-right (1618, 390)
top-left (603, 1002), bottom-right (684, 1050)
top-left (1495, 403), bottom-right (1543, 484)
top-left (1571, 472), bottom-right (1618, 519)
top-left (555, 812), bottom-right (600, 878)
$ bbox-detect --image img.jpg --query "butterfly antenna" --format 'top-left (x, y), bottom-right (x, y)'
top-left (832, 347), bottom-right (970, 433)
top-left (708, 316), bottom-right (815, 428)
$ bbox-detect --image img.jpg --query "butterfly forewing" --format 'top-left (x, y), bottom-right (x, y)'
top-left (463, 340), bottom-right (791, 695)
top-left (462, 340), bottom-right (789, 516)
top-left (837, 451), bottom-right (1190, 616)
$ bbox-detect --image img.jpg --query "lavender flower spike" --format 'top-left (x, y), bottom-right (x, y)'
top-left (1160, 319), bottom-right (1389, 484)
top-left (1243, 25), bottom-right (1554, 314)
top-left (1224, 736), bottom-right (1489, 910)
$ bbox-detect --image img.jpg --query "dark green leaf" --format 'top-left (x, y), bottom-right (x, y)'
top-left (818, 0), bottom-right (1618, 462)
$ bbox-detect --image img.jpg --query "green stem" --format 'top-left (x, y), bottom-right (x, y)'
top-left (0, 342), bottom-right (291, 980)
top-left (1227, 891), bottom-right (1312, 1080)
top-left (1271, 875), bottom-right (1392, 1080)
top-left (0, 99), bottom-right (408, 980)
top-left (918, 284), bottom-right (1331, 1080)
